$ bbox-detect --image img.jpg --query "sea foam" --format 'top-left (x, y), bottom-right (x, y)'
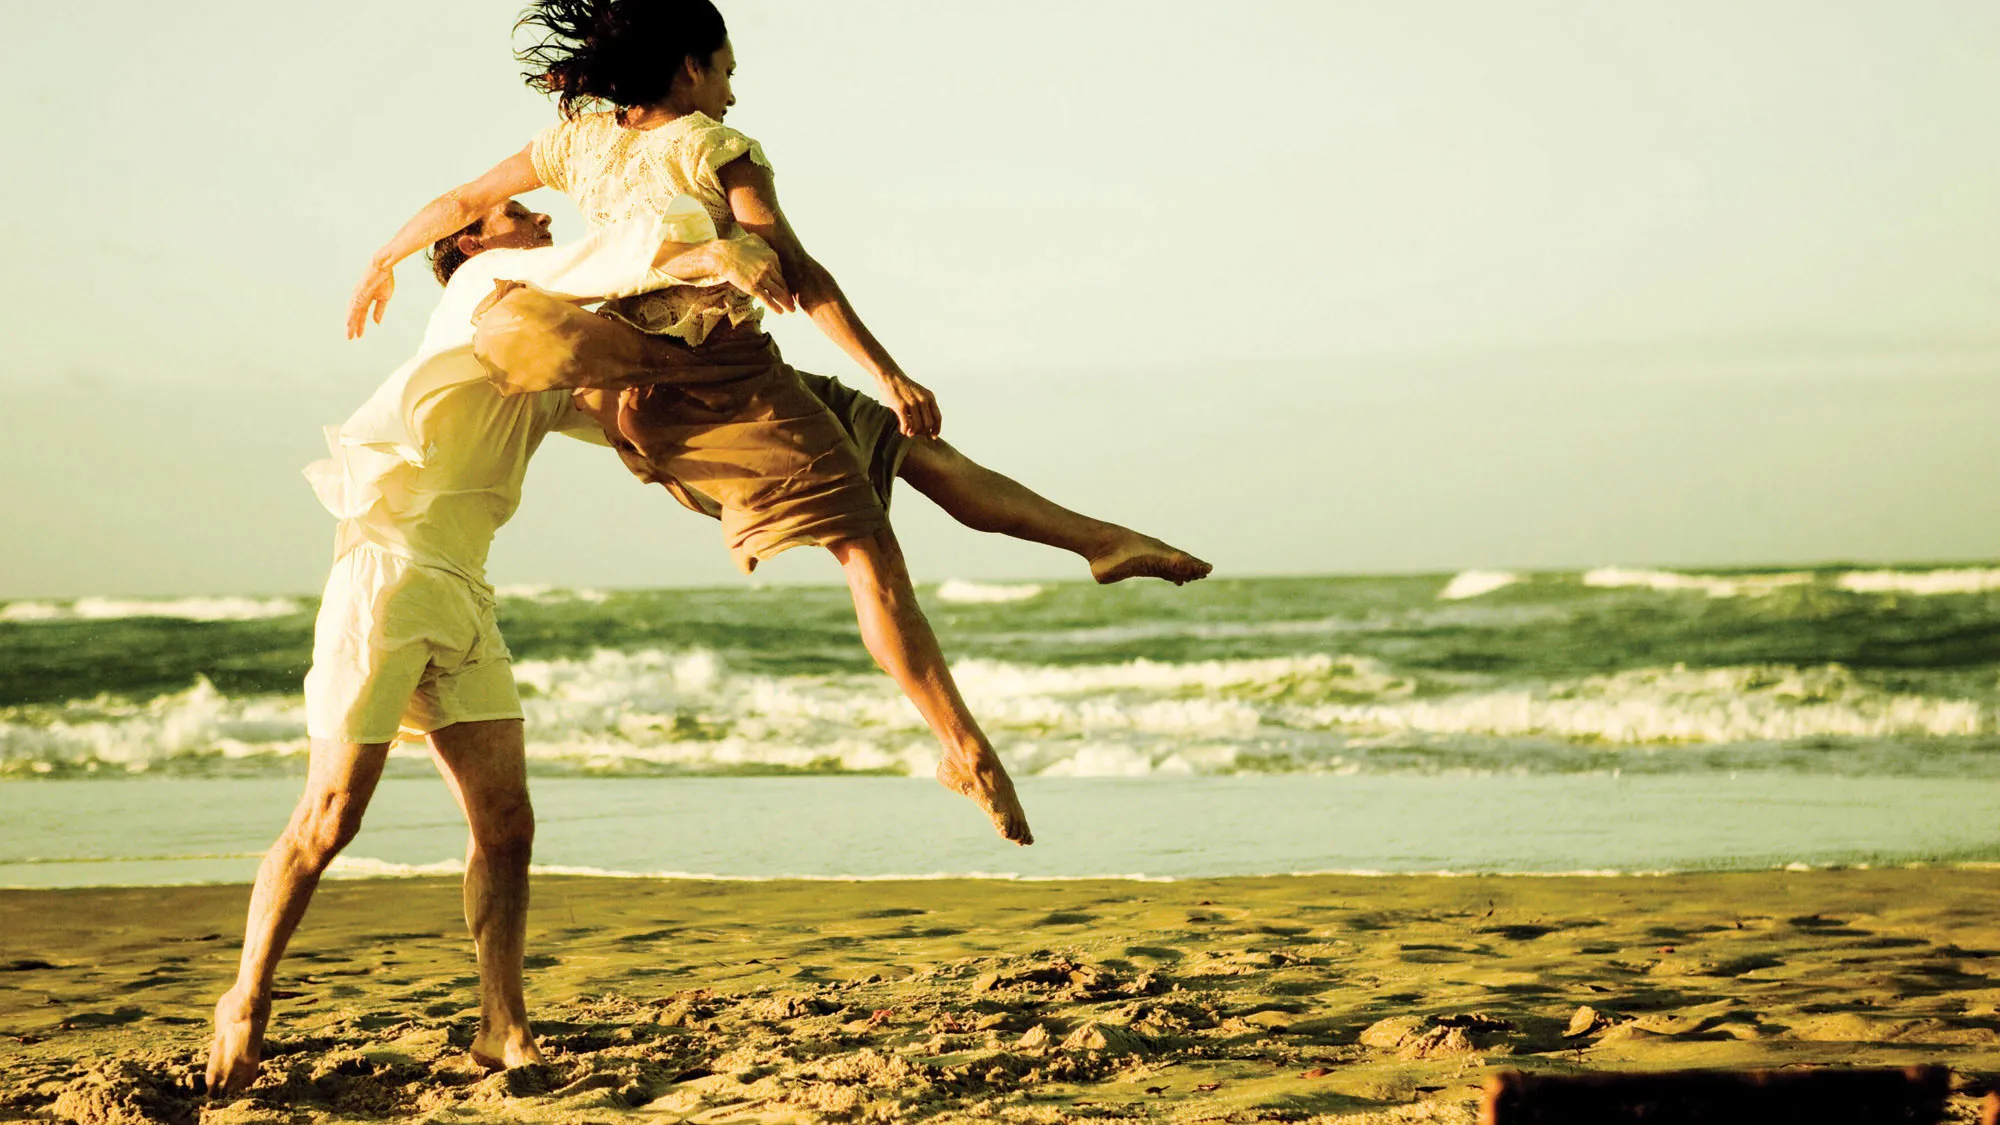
top-left (1834, 568), bottom-right (2000, 596)
top-left (1299, 663), bottom-right (1982, 745)
top-left (495, 584), bottom-right (611, 604)
top-left (1582, 568), bottom-right (1814, 599)
top-left (0, 677), bottom-right (309, 773)
top-left (320, 857), bottom-right (1183, 883)
top-left (0, 596), bottom-right (305, 624)
top-left (5, 643), bottom-right (1990, 779)
top-left (1438, 570), bottom-right (1521, 600)
top-left (936, 580), bottom-right (1044, 604)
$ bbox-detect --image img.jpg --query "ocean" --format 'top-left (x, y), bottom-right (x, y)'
top-left (5, 567), bottom-right (2000, 885)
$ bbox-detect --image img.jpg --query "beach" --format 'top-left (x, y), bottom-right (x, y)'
top-left (6, 869), bottom-right (2000, 1123)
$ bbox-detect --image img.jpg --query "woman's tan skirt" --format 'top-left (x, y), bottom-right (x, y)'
top-left (472, 288), bottom-right (896, 572)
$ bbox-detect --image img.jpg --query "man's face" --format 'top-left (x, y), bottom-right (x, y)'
top-left (466, 200), bottom-right (553, 254)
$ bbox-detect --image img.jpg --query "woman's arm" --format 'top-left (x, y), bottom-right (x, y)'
top-left (719, 158), bottom-right (940, 438)
top-left (653, 232), bottom-right (795, 312)
top-left (345, 144), bottom-right (544, 339)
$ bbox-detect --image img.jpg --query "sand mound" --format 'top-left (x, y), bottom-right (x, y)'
top-left (1360, 1013), bottom-right (1514, 1058)
top-left (51, 1063), bottom-right (195, 1125)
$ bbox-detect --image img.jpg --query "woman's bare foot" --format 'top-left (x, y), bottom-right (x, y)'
top-left (470, 1021), bottom-right (546, 1071)
top-left (937, 749), bottom-right (1034, 845)
top-left (205, 988), bottom-right (269, 1096)
top-left (1088, 532), bottom-right (1212, 586)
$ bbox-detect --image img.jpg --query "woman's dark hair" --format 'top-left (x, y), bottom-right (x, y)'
top-left (428, 218), bottom-right (485, 286)
top-left (518, 0), bottom-right (728, 119)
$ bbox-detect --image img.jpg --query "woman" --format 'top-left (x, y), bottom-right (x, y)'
top-left (346, 0), bottom-right (1037, 843)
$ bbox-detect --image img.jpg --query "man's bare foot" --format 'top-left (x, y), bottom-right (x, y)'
top-left (937, 748), bottom-right (1033, 846)
top-left (470, 1021), bottom-right (546, 1071)
top-left (1088, 532), bottom-right (1212, 586)
top-left (205, 988), bottom-right (269, 1096)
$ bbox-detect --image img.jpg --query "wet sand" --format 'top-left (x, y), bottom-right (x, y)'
top-left (4, 870), bottom-right (2000, 1123)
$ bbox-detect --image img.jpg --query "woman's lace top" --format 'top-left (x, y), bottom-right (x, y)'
top-left (532, 111), bottom-right (772, 344)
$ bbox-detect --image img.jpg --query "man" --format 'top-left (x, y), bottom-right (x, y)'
top-left (205, 201), bottom-right (767, 1093)
top-left (209, 201), bottom-right (1206, 1094)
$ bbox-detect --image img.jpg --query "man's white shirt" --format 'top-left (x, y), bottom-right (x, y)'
top-left (302, 210), bottom-right (706, 586)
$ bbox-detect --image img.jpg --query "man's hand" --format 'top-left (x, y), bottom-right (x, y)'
top-left (877, 371), bottom-right (940, 438)
top-left (705, 235), bottom-right (794, 313)
top-left (347, 265), bottom-right (396, 339)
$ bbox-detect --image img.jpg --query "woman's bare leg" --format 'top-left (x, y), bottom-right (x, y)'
top-left (898, 439), bottom-right (1211, 585)
top-left (207, 740), bottom-right (391, 1095)
top-left (829, 525), bottom-right (1033, 845)
top-left (427, 719), bottom-right (544, 1071)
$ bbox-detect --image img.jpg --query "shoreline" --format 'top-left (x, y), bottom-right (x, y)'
top-left (6, 870), bottom-right (2000, 1122)
top-left (12, 774), bottom-right (2000, 894)
top-left (14, 858), bottom-right (2000, 893)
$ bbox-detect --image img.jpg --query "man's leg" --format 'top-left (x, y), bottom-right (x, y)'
top-left (426, 719), bottom-right (543, 1070)
top-left (829, 525), bottom-right (1033, 845)
top-left (208, 740), bottom-right (391, 1094)
top-left (897, 439), bottom-right (1212, 585)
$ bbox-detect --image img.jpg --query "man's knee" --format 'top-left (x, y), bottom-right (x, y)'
top-left (292, 788), bottom-right (369, 862)
top-left (476, 796), bottom-right (536, 857)
top-left (835, 529), bottom-right (924, 614)
top-left (833, 526), bottom-right (907, 572)
top-left (897, 438), bottom-right (961, 489)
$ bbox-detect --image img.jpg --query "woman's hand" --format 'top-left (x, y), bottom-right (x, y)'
top-left (343, 143), bottom-right (543, 339)
top-left (877, 371), bottom-right (941, 438)
top-left (346, 265), bottom-right (396, 339)
top-left (707, 234), bottom-right (795, 313)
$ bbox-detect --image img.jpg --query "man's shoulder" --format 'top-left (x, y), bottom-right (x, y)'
top-left (430, 250), bottom-right (544, 328)
top-left (444, 250), bottom-right (521, 294)
top-left (422, 254), bottom-right (524, 350)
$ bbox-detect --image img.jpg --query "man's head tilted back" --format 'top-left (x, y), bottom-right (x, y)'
top-left (427, 201), bottom-right (555, 285)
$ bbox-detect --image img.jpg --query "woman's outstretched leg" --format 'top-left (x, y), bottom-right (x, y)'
top-left (829, 526), bottom-right (1033, 845)
top-left (898, 439), bottom-right (1212, 585)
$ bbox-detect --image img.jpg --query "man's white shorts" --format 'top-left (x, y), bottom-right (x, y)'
top-left (304, 544), bottom-right (521, 744)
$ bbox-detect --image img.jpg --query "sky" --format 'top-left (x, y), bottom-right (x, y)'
top-left (3, 1), bottom-right (1999, 598)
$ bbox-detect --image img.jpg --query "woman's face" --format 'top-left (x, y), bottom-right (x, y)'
top-left (685, 39), bottom-right (736, 120)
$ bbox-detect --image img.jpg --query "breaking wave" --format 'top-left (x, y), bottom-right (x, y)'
top-left (1582, 567), bottom-right (1814, 598)
top-left (325, 856), bottom-right (466, 880)
top-left (0, 596), bottom-right (305, 624)
top-left (0, 677), bottom-right (309, 774)
top-left (1299, 664), bottom-right (1982, 744)
top-left (504, 649), bottom-right (1341, 776)
top-left (936, 580), bottom-right (1044, 604)
top-left (1438, 570), bottom-right (1520, 600)
top-left (1834, 568), bottom-right (2000, 596)
top-left (5, 643), bottom-right (1989, 779)
top-left (1578, 564), bottom-right (2000, 600)
top-left (495, 585), bottom-right (611, 604)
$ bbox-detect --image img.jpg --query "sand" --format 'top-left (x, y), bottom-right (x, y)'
top-left (4, 870), bottom-right (2000, 1123)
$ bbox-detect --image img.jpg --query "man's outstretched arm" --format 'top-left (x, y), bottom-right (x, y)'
top-left (467, 227), bottom-right (792, 397)
top-left (481, 223), bottom-right (790, 313)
